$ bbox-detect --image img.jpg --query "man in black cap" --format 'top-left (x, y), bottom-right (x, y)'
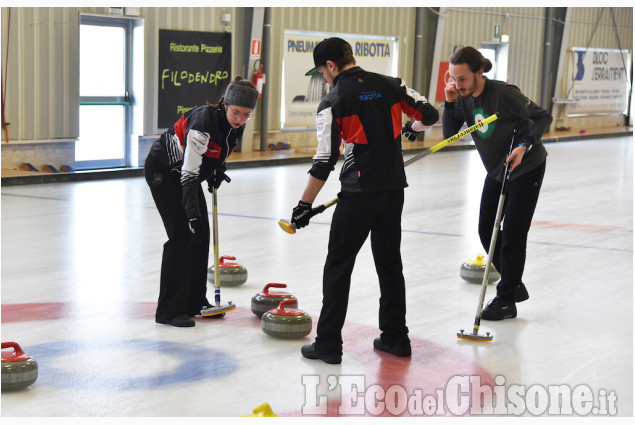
top-left (290, 37), bottom-right (439, 363)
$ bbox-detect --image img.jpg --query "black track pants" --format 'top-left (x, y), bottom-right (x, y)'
top-left (315, 190), bottom-right (409, 356)
top-left (144, 151), bottom-right (211, 321)
top-left (478, 160), bottom-right (546, 301)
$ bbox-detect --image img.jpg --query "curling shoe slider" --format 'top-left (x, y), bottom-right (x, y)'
top-left (481, 296), bottom-right (517, 321)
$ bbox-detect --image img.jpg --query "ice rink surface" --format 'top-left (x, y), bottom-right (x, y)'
top-left (1, 136), bottom-right (632, 422)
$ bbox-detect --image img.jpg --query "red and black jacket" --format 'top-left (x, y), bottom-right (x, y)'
top-left (310, 66), bottom-right (438, 192)
top-left (152, 104), bottom-right (243, 218)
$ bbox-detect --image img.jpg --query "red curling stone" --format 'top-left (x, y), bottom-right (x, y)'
top-left (251, 283), bottom-right (298, 318)
top-left (207, 255), bottom-right (248, 287)
top-left (261, 299), bottom-right (312, 339)
top-left (2, 342), bottom-right (38, 391)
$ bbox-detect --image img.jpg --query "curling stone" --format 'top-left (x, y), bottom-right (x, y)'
top-left (261, 299), bottom-right (312, 339)
top-left (1, 342), bottom-right (38, 391)
top-left (207, 255), bottom-right (248, 287)
top-left (460, 254), bottom-right (501, 284)
top-left (243, 402), bottom-right (278, 417)
top-left (251, 283), bottom-right (298, 318)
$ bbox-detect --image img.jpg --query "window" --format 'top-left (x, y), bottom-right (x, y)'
top-left (77, 15), bottom-right (142, 169)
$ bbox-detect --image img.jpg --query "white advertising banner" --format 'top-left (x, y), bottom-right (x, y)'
top-left (282, 30), bottom-right (398, 129)
top-left (569, 47), bottom-right (631, 115)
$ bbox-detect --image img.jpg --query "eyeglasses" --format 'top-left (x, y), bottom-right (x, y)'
top-left (228, 105), bottom-right (253, 120)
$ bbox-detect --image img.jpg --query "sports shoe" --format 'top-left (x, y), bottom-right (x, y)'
top-left (373, 337), bottom-right (411, 357)
top-left (156, 314), bottom-right (195, 327)
top-left (515, 282), bottom-right (529, 302)
top-left (301, 343), bottom-right (342, 364)
top-left (481, 296), bottom-right (517, 321)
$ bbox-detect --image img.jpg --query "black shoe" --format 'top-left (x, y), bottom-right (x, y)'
top-left (481, 296), bottom-right (517, 321)
top-left (301, 343), bottom-right (342, 364)
top-left (156, 314), bottom-right (195, 327)
top-left (373, 337), bottom-right (412, 357)
top-left (515, 282), bottom-right (529, 302)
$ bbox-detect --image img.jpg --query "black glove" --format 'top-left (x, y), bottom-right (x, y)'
top-left (291, 201), bottom-right (312, 229)
top-left (401, 121), bottom-right (421, 142)
top-left (188, 217), bottom-right (204, 243)
top-left (207, 167), bottom-right (231, 192)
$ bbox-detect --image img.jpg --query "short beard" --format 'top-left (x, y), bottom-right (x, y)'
top-left (459, 75), bottom-right (479, 98)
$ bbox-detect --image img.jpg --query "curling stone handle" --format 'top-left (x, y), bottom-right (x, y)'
top-left (275, 299), bottom-right (297, 312)
top-left (1, 341), bottom-right (25, 356)
top-left (219, 255), bottom-right (236, 265)
top-left (263, 283), bottom-right (287, 293)
top-left (1, 341), bottom-right (30, 361)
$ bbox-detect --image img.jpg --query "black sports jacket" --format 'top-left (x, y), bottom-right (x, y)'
top-left (309, 66), bottom-right (438, 192)
top-left (149, 104), bottom-right (243, 218)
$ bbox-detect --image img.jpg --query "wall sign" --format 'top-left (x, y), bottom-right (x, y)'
top-left (282, 30), bottom-right (398, 129)
top-left (568, 47), bottom-right (631, 115)
top-left (158, 29), bottom-right (231, 128)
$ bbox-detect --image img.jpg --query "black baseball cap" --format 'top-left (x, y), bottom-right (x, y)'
top-left (305, 37), bottom-right (353, 76)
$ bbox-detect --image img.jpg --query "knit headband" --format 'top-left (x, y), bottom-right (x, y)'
top-left (224, 82), bottom-right (259, 110)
